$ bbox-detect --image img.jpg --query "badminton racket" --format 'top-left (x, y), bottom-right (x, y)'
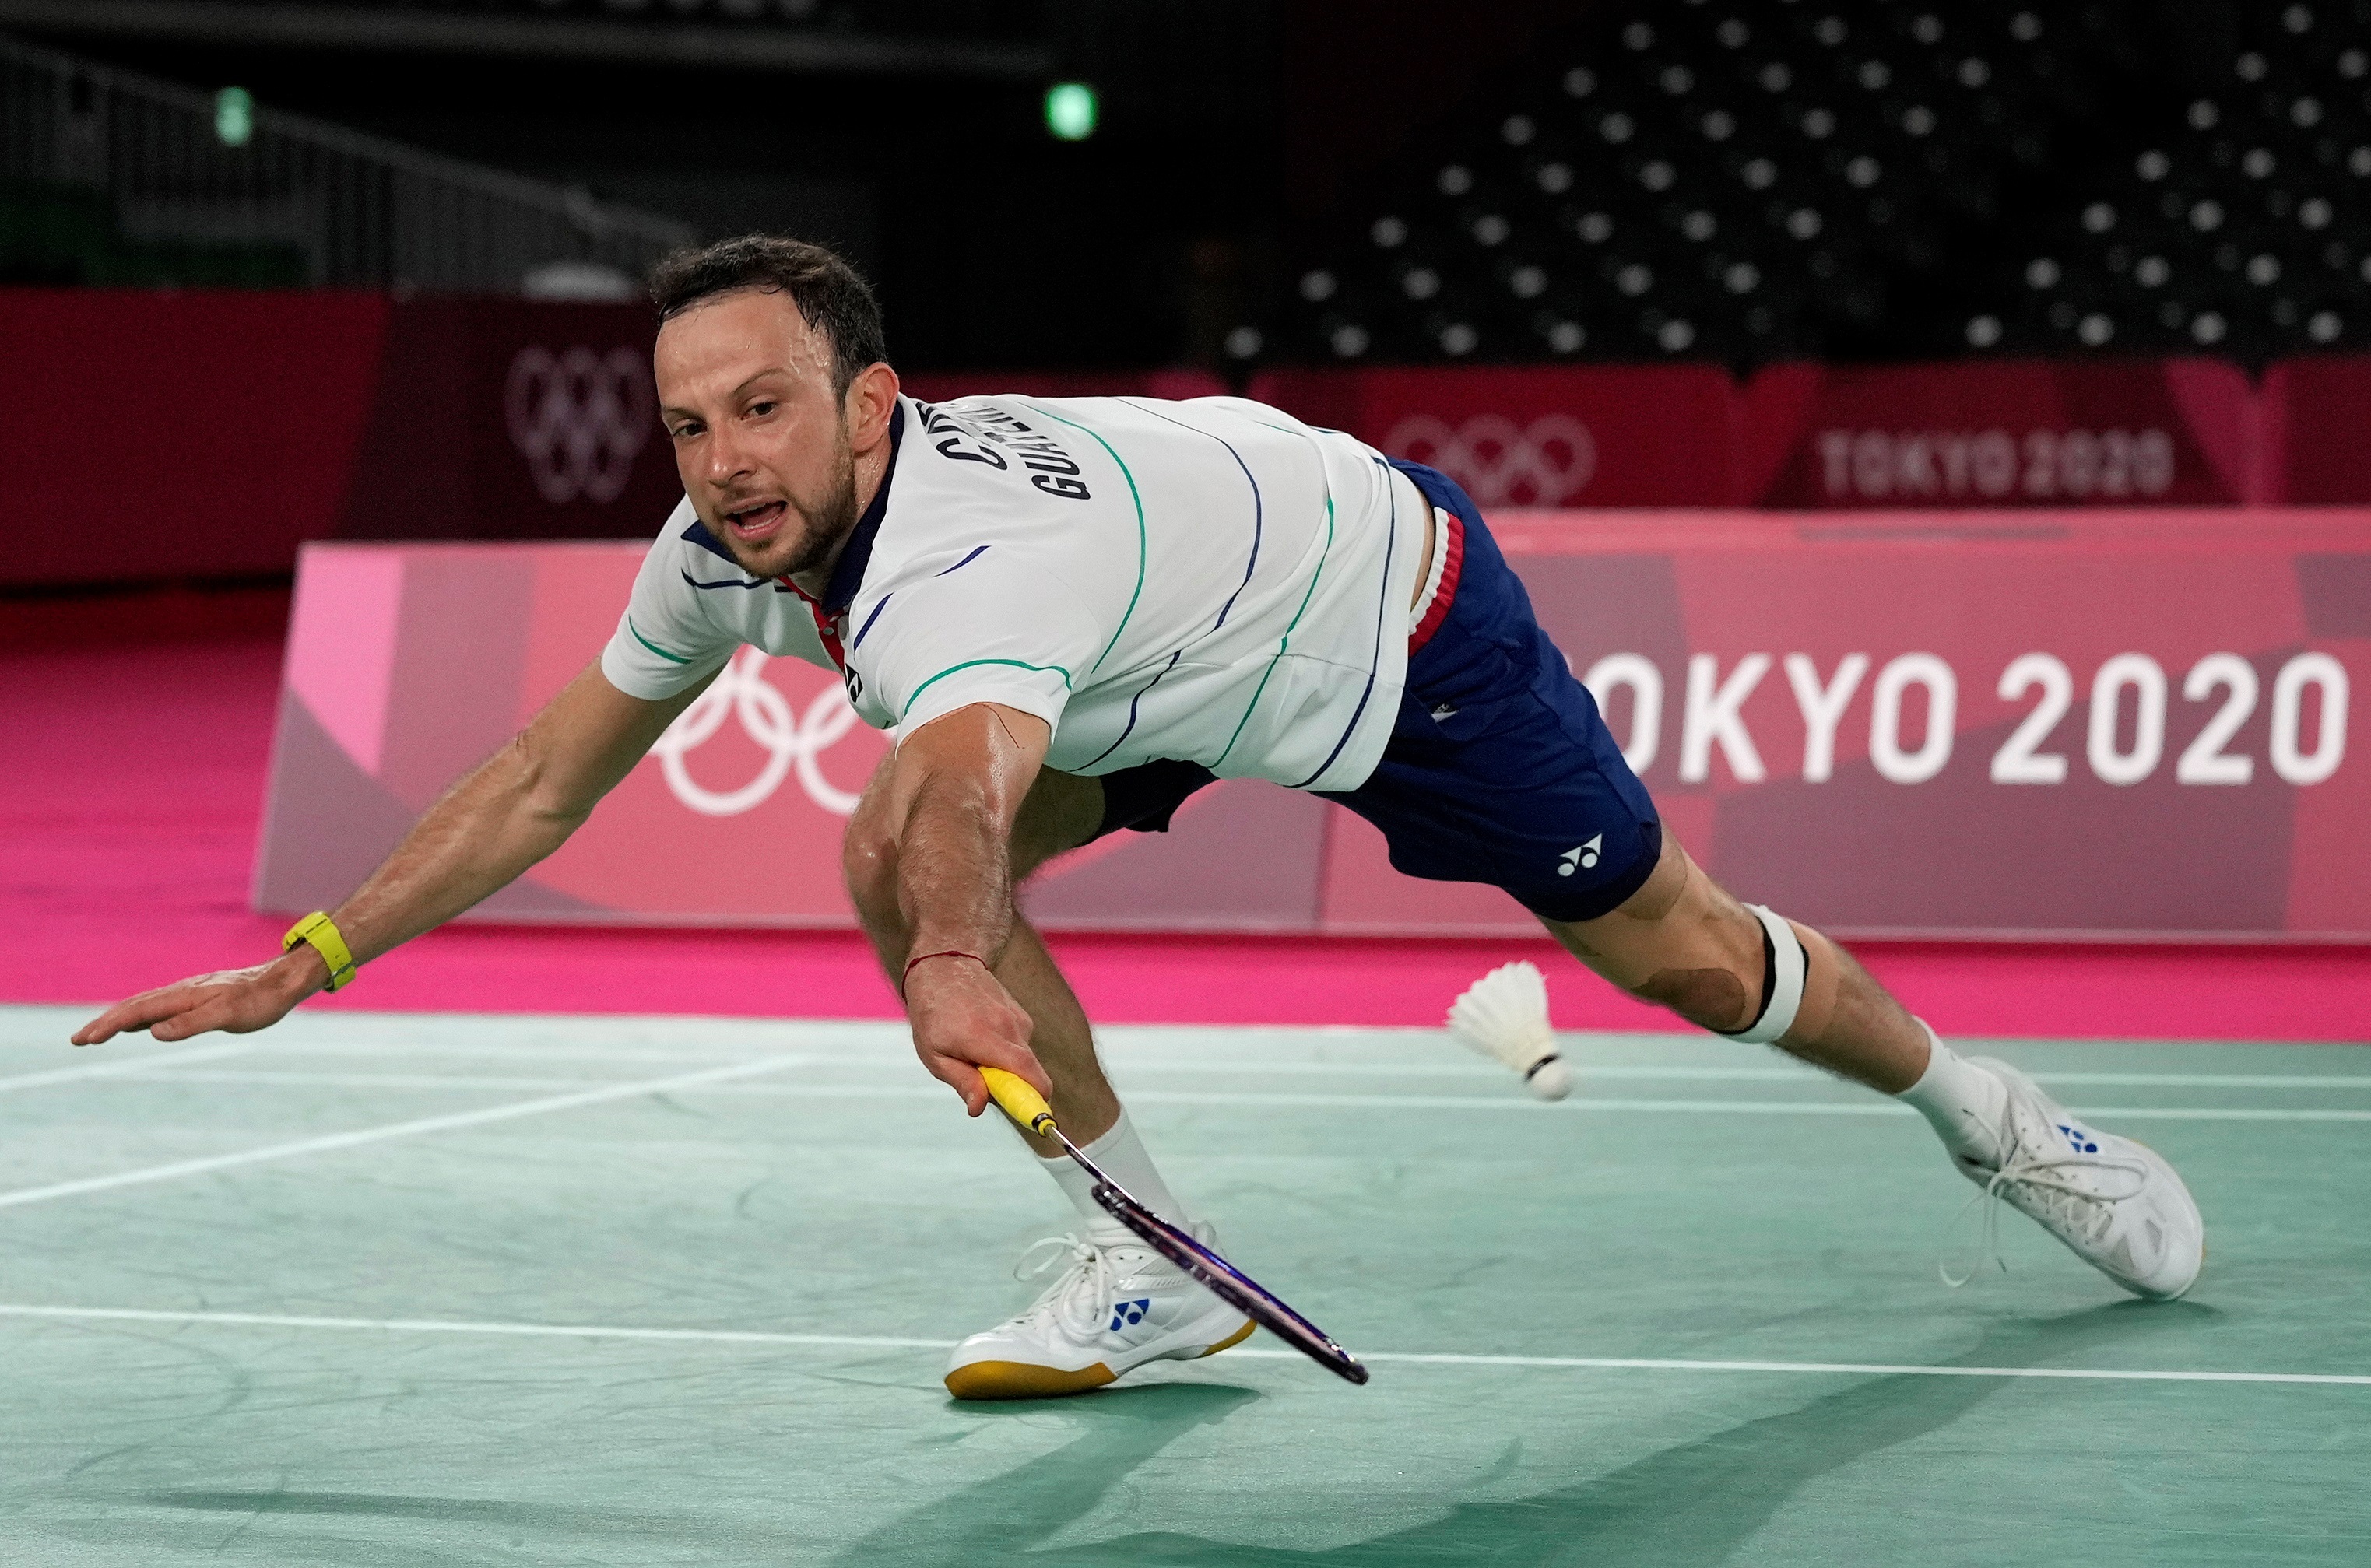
top-left (980, 1066), bottom-right (1370, 1387)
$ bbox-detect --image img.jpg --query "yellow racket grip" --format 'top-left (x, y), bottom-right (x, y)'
top-left (979, 1066), bottom-right (1057, 1137)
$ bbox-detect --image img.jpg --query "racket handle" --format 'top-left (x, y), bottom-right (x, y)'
top-left (979, 1066), bottom-right (1057, 1138)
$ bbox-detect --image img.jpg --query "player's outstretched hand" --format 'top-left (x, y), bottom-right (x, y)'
top-left (71, 956), bottom-right (322, 1047)
top-left (904, 956), bottom-right (1052, 1116)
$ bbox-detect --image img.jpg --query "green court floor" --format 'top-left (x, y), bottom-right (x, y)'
top-left (1, 1004), bottom-right (2366, 1566)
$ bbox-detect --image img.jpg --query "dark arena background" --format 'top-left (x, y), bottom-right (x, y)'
top-left (3, 2), bottom-right (2369, 1563)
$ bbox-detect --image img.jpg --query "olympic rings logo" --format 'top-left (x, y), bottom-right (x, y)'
top-left (649, 647), bottom-right (869, 817)
top-left (1385, 414), bottom-right (1597, 506)
top-left (504, 345), bottom-right (655, 505)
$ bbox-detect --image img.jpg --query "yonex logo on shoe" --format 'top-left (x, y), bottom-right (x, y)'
top-left (1558, 836), bottom-right (1603, 876)
top-left (2057, 1122), bottom-right (2099, 1154)
top-left (1108, 1299), bottom-right (1151, 1330)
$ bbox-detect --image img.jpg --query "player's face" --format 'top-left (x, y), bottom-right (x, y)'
top-left (655, 288), bottom-right (859, 581)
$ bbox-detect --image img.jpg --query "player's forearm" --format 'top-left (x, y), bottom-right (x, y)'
top-left (897, 767), bottom-right (1017, 966)
top-left (317, 734), bottom-right (590, 966)
top-left (282, 662), bottom-right (696, 987)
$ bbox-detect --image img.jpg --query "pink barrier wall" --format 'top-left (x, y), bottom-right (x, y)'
top-left (9, 282), bottom-right (2371, 594)
top-left (2263, 356), bottom-right (2371, 504)
top-left (1734, 360), bottom-right (2259, 507)
top-left (2, 290), bottom-right (392, 585)
top-left (256, 510), bottom-right (2371, 941)
top-left (1251, 365), bottom-right (1738, 506)
top-left (2, 292), bottom-right (701, 587)
top-left (1252, 358), bottom-right (2313, 509)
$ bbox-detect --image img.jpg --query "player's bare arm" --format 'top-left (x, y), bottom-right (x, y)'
top-left (859, 701), bottom-right (1059, 1116)
top-left (71, 663), bottom-right (704, 1047)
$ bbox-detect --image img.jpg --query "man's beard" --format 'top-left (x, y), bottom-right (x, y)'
top-left (721, 430), bottom-right (858, 582)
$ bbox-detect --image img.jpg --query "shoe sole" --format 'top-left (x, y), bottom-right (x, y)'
top-left (944, 1359), bottom-right (1119, 1400)
top-left (943, 1317), bottom-right (1258, 1401)
top-left (2119, 1135), bottom-right (2206, 1302)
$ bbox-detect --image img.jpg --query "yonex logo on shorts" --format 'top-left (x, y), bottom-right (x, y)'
top-left (1558, 836), bottom-right (1603, 876)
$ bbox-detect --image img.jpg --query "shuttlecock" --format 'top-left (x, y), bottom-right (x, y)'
top-left (1446, 960), bottom-right (1572, 1100)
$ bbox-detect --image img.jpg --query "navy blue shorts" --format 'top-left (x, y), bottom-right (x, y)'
top-left (1088, 461), bottom-right (1662, 924)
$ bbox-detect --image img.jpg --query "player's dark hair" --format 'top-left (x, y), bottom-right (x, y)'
top-left (648, 235), bottom-right (888, 397)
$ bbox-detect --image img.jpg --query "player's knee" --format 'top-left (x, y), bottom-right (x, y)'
top-left (1682, 903), bottom-right (1835, 1047)
top-left (1632, 966), bottom-right (1757, 1034)
top-left (1010, 770), bottom-right (1105, 881)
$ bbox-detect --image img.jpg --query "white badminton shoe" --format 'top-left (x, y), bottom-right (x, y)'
top-left (943, 1224), bottom-right (1256, 1400)
top-left (1949, 1058), bottom-right (2204, 1300)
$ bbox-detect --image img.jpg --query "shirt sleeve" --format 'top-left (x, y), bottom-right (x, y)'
top-left (599, 528), bottom-right (741, 700)
top-left (846, 550), bottom-right (1106, 741)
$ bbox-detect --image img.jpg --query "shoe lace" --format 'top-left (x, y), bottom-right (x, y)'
top-left (1010, 1233), bottom-right (1120, 1338)
top-left (1939, 1145), bottom-right (2151, 1289)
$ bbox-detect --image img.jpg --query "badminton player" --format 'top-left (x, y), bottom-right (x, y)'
top-left (74, 236), bottom-right (2204, 1399)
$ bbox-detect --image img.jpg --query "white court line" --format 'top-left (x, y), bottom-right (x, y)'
top-left (0, 1303), bottom-right (944, 1352)
top-left (0, 1054), bottom-right (813, 1212)
top-left (1, 1303), bottom-right (2364, 1387)
top-left (2019, 1072), bottom-right (2371, 1089)
top-left (0, 1041), bottom-right (259, 1094)
top-left (1120, 1065), bottom-right (2371, 1090)
top-left (154, 1069), bottom-right (607, 1093)
top-left (127, 1040), bottom-right (2371, 1091)
top-left (75, 1070), bottom-right (2371, 1122)
top-left (778, 1086), bottom-right (2371, 1122)
top-left (1339, 1351), bottom-right (2371, 1386)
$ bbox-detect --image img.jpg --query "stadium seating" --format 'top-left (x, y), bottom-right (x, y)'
top-left (1260, 0), bottom-right (2371, 367)
top-left (1993, 5), bottom-right (2369, 360)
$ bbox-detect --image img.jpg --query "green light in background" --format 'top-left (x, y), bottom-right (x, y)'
top-left (1045, 82), bottom-right (1098, 141)
top-left (214, 86), bottom-right (254, 147)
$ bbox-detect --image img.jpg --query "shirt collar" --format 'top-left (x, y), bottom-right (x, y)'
top-left (680, 514), bottom-right (741, 567)
top-left (822, 398), bottom-right (905, 616)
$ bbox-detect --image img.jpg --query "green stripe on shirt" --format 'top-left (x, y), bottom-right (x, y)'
top-left (901, 658), bottom-right (1074, 723)
top-left (628, 617), bottom-right (697, 665)
top-left (1036, 406), bottom-right (1146, 678)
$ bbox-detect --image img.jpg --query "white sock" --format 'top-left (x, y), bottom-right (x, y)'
top-left (1895, 1023), bottom-right (2009, 1168)
top-left (1039, 1110), bottom-right (1189, 1233)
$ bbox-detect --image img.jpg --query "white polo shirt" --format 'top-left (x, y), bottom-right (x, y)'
top-left (601, 393), bottom-right (1425, 791)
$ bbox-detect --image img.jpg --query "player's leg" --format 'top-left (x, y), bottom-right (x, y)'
top-left (1342, 454), bottom-right (2201, 1300)
top-left (1541, 833), bottom-right (2005, 1173)
top-left (1541, 844), bottom-right (2201, 1297)
top-left (844, 756), bottom-right (1251, 1396)
top-left (1541, 832), bottom-right (1931, 1093)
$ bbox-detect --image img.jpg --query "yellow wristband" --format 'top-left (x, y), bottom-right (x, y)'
top-left (283, 911), bottom-right (357, 992)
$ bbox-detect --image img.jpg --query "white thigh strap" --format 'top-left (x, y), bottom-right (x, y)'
top-left (1724, 903), bottom-right (1806, 1046)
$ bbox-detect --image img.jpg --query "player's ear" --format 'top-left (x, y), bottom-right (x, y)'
top-left (845, 361), bottom-right (901, 451)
